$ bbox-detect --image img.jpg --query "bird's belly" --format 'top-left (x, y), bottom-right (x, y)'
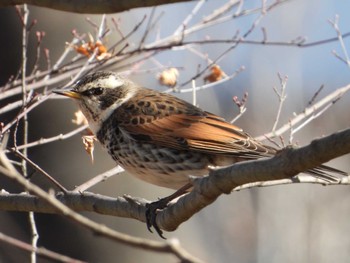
top-left (106, 140), bottom-right (210, 190)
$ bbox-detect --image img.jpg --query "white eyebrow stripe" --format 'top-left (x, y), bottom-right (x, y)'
top-left (97, 75), bottom-right (124, 89)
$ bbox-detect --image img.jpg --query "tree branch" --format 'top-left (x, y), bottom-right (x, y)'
top-left (0, 231), bottom-right (86, 263)
top-left (1, 128), bottom-right (349, 234)
top-left (156, 128), bottom-right (350, 232)
top-left (1, 0), bottom-right (195, 14)
top-left (0, 154), bottom-right (203, 263)
top-left (255, 84), bottom-right (350, 141)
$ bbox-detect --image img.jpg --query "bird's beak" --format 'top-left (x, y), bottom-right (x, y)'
top-left (53, 89), bottom-right (81, 100)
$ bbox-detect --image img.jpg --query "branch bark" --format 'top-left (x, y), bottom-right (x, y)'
top-left (1, 128), bottom-right (349, 233)
top-left (0, 155), bottom-right (203, 263)
top-left (1, 0), bottom-right (195, 14)
top-left (157, 127), bottom-right (350, 231)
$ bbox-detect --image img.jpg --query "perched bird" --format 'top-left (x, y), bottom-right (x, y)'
top-left (54, 71), bottom-right (345, 236)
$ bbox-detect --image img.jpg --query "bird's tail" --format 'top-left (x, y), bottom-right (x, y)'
top-left (306, 165), bottom-right (348, 183)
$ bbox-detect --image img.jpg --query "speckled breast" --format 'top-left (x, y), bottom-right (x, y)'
top-left (96, 115), bottom-right (210, 189)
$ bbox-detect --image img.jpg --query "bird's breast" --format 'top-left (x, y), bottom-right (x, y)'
top-left (97, 120), bottom-right (212, 189)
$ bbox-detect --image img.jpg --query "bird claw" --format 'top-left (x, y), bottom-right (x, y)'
top-left (145, 198), bottom-right (169, 239)
top-left (145, 183), bottom-right (192, 238)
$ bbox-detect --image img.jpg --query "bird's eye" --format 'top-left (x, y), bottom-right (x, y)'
top-left (83, 87), bottom-right (104, 96)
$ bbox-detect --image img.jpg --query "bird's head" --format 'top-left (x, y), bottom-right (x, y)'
top-left (54, 71), bottom-right (137, 133)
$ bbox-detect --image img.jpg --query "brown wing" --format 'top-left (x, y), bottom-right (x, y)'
top-left (115, 88), bottom-right (276, 158)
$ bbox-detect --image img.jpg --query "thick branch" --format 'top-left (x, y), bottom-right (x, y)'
top-left (0, 191), bottom-right (149, 221)
top-left (156, 128), bottom-right (350, 231)
top-left (0, 168), bottom-right (202, 263)
top-left (1, 128), bottom-right (349, 234)
top-left (1, 0), bottom-right (195, 14)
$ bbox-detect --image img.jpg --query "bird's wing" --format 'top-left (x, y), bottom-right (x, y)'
top-left (115, 89), bottom-right (275, 158)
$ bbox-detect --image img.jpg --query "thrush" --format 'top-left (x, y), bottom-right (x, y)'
top-left (54, 71), bottom-right (346, 236)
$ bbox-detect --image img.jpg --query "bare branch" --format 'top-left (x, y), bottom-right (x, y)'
top-left (12, 149), bottom-right (68, 193)
top-left (5, 125), bottom-right (88, 153)
top-left (1, 128), bottom-right (349, 235)
top-left (1, 0), bottom-right (196, 14)
top-left (230, 92), bottom-right (248, 123)
top-left (271, 73), bottom-right (288, 132)
top-left (308, 85), bottom-right (324, 106)
top-left (0, 153), bottom-right (203, 262)
top-left (256, 84), bottom-right (350, 141)
top-left (0, 232), bottom-right (86, 263)
top-left (329, 15), bottom-right (350, 66)
top-left (17, 4), bottom-right (40, 263)
top-left (73, 166), bottom-right (124, 192)
top-left (173, 0), bottom-right (205, 35)
top-left (155, 127), bottom-right (350, 232)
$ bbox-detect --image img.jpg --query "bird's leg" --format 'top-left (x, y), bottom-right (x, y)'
top-left (146, 182), bottom-right (192, 238)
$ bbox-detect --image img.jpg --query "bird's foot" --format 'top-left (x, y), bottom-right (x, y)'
top-left (145, 182), bottom-right (193, 239)
top-left (146, 197), bottom-right (170, 239)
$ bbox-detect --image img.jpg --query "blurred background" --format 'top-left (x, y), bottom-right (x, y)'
top-left (1, 0), bottom-right (350, 262)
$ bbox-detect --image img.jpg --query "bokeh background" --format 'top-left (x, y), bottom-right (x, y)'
top-left (1, 0), bottom-right (350, 262)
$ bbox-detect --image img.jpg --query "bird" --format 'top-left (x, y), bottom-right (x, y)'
top-left (53, 71), bottom-right (346, 236)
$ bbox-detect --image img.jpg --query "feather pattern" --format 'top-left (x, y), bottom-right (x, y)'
top-left (56, 72), bottom-right (346, 188)
top-left (114, 88), bottom-right (275, 159)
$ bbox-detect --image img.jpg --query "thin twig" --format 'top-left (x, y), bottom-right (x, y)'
top-left (234, 174), bottom-right (350, 191)
top-left (202, 0), bottom-right (240, 23)
top-left (12, 149), bottom-right (68, 193)
top-left (30, 31), bottom-right (45, 76)
top-left (97, 14), bottom-right (106, 41)
top-left (179, 0), bottom-right (276, 87)
top-left (171, 66), bottom-right (244, 94)
top-left (329, 15), bottom-right (350, 67)
top-left (271, 73), bottom-right (288, 132)
top-left (139, 8), bottom-right (156, 48)
top-left (5, 125), bottom-right (88, 153)
top-left (230, 92), bottom-right (248, 123)
top-left (111, 17), bottom-right (125, 39)
top-left (18, 5), bottom-right (39, 263)
top-left (173, 0), bottom-right (205, 35)
top-left (0, 232), bottom-right (86, 263)
top-left (2, 29), bottom-right (350, 103)
top-left (256, 84), bottom-right (350, 141)
top-left (308, 85), bottom-right (324, 106)
top-left (74, 166), bottom-right (124, 192)
top-left (291, 97), bottom-right (339, 135)
top-left (108, 15), bottom-right (147, 52)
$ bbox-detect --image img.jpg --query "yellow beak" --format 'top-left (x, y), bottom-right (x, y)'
top-left (53, 90), bottom-right (81, 100)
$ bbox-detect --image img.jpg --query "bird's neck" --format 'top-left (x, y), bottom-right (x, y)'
top-left (89, 87), bottom-right (138, 135)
